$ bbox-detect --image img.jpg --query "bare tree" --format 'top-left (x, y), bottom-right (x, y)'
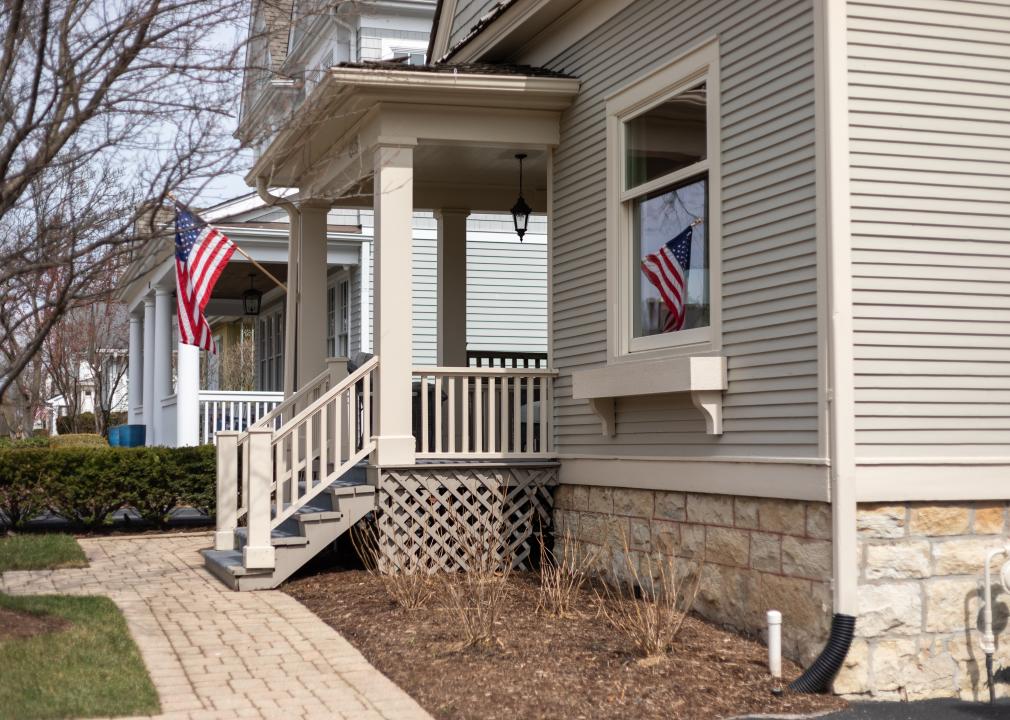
top-left (0, 0), bottom-right (250, 401)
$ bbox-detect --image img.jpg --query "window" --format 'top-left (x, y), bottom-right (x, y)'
top-left (257, 305), bottom-right (284, 391)
top-left (327, 278), bottom-right (350, 357)
top-left (606, 40), bottom-right (721, 362)
top-left (391, 49), bottom-right (426, 66)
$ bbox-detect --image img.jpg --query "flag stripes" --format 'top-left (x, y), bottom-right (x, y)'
top-left (175, 206), bottom-right (235, 353)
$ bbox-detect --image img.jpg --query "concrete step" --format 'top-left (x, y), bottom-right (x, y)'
top-left (201, 549), bottom-right (271, 590)
top-left (233, 526), bottom-right (308, 549)
top-left (203, 467), bottom-right (376, 591)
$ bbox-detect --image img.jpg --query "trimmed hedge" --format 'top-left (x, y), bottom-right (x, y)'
top-left (50, 433), bottom-right (108, 449)
top-left (0, 445), bottom-right (216, 529)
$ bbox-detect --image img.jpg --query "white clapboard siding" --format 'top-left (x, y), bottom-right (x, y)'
top-left (547, 0), bottom-right (820, 458)
top-left (448, 0), bottom-right (501, 48)
top-left (848, 0), bottom-right (1010, 458)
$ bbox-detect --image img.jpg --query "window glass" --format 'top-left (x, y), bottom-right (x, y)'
top-left (625, 83), bottom-right (707, 190)
top-left (327, 286), bottom-right (336, 357)
top-left (633, 176), bottom-right (709, 338)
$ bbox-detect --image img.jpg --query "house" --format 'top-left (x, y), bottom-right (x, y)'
top-left (201, 0), bottom-right (1010, 702)
top-left (45, 354), bottom-right (130, 434)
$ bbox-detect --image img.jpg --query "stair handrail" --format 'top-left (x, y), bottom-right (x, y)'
top-left (268, 356), bottom-right (378, 529)
top-left (250, 366), bottom-right (332, 432)
top-left (272, 356), bottom-right (377, 443)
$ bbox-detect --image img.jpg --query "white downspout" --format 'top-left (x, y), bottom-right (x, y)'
top-left (822, 0), bottom-right (858, 619)
top-left (981, 542), bottom-right (1010, 703)
top-left (256, 177), bottom-right (300, 396)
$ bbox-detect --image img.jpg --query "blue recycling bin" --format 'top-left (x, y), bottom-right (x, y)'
top-left (119, 425), bottom-right (146, 448)
top-left (108, 426), bottom-right (122, 447)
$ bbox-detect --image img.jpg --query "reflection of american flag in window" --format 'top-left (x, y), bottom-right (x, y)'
top-left (641, 225), bottom-right (693, 333)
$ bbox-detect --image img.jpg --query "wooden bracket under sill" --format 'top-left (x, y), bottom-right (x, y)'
top-left (571, 356), bottom-right (727, 437)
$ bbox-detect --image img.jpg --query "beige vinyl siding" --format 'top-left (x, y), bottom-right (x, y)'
top-left (848, 0), bottom-right (1010, 458)
top-left (449, 0), bottom-right (500, 48)
top-left (546, 0), bottom-right (820, 457)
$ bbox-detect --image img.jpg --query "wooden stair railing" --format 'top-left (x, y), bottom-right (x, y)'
top-left (214, 357), bottom-right (377, 560)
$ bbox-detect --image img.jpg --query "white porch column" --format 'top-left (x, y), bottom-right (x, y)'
top-left (153, 287), bottom-right (173, 445)
top-left (175, 340), bottom-right (200, 446)
top-left (359, 239), bottom-right (372, 353)
top-left (296, 202), bottom-right (329, 388)
top-left (372, 144), bottom-right (416, 465)
top-left (128, 312), bottom-right (143, 424)
top-left (142, 296), bottom-right (156, 444)
top-left (283, 210), bottom-right (300, 397)
top-left (436, 209), bottom-right (469, 367)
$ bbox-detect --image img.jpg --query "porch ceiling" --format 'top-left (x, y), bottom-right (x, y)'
top-left (246, 66), bottom-right (578, 211)
top-left (212, 261), bottom-right (288, 300)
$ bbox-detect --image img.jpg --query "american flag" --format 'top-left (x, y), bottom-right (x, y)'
top-left (175, 205), bottom-right (235, 353)
top-left (641, 225), bottom-right (693, 333)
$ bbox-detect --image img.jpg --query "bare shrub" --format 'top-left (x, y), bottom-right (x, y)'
top-left (537, 528), bottom-right (598, 618)
top-left (438, 485), bottom-right (519, 648)
top-left (351, 515), bottom-right (436, 610)
top-left (595, 527), bottom-right (703, 657)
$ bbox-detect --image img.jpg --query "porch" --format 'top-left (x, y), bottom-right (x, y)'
top-left (202, 64), bottom-right (578, 588)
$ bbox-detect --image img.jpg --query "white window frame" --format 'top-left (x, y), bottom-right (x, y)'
top-left (327, 274), bottom-right (351, 358)
top-left (605, 39), bottom-right (722, 365)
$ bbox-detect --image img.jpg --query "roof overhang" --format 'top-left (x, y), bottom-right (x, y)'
top-left (246, 66), bottom-right (580, 207)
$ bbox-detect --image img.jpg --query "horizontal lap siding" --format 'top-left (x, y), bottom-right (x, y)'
top-left (546, 0), bottom-right (820, 457)
top-left (449, 0), bottom-right (500, 47)
top-left (848, 0), bottom-right (1010, 457)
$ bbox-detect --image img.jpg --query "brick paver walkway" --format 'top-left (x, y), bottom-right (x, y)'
top-left (1, 533), bottom-right (432, 720)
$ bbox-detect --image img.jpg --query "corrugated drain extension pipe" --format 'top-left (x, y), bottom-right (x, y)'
top-left (788, 614), bottom-right (856, 693)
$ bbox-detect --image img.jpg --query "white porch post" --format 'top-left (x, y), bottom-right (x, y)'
top-left (142, 296), bottom-right (156, 444)
top-left (283, 210), bottom-right (300, 397)
top-left (153, 287), bottom-right (173, 445)
top-left (359, 239), bottom-right (371, 353)
top-left (128, 312), bottom-right (143, 424)
top-left (436, 209), bottom-right (469, 367)
top-left (296, 202), bottom-right (329, 388)
top-left (176, 340), bottom-right (200, 446)
top-left (372, 144), bottom-right (416, 465)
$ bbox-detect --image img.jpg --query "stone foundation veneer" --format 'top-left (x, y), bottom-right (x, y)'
top-left (553, 485), bottom-right (833, 665)
top-left (836, 502), bottom-right (1010, 700)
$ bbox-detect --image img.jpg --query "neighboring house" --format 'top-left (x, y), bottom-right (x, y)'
top-left (116, 191), bottom-right (546, 445)
top-left (204, 0), bottom-right (1010, 703)
top-left (46, 354), bottom-right (129, 433)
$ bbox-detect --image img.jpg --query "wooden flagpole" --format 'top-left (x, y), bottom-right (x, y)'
top-left (167, 191), bottom-right (288, 293)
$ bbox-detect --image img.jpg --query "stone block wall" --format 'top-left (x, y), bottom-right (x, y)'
top-left (553, 485), bottom-right (834, 664)
top-left (836, 501), bottom-right (1010, 700)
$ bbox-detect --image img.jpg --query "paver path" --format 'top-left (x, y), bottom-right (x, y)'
top-left (1, 533), bottom-right (433, 720)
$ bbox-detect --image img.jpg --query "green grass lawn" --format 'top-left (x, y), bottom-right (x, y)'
top-left (0, 534), bottom-right (88, 572)
top-left (0, 593), bottom-right (161, 720)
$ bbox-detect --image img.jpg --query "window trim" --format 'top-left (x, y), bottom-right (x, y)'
top-left (605, 38), bottom-right (722, 365)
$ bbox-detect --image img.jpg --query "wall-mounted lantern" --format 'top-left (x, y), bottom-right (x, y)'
top-left (242, 273), bottom-right (263, 316)
top-left (510, 153), bottom-right (532, 241)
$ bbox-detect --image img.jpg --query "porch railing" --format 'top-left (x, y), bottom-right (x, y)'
top-left (215, 357), bottom-right (378, 565)
top-left (412, 366), bottom-right (556, 460)
top-left (198, 391), bottom-right (283, 444)
top-left (467, 349), bottom-right (549, 369)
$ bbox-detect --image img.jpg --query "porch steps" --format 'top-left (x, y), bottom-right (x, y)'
top-left (201, 466), bottom-right (375, 591)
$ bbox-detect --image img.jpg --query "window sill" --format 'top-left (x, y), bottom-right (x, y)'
top-left (571, 356), bottom-right (726, 436)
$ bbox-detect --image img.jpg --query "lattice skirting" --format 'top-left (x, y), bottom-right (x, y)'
top-left (375, 464), bottom-right (559, 572)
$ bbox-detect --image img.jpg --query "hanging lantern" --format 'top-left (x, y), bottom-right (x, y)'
top-left (510, 153), bottom-right (532, 241)
top-left (242, 273), bottom-right (263, 316)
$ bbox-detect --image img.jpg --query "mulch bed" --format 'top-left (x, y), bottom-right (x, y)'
top-left (284, 570), bottom-right (847, 720)
top-left (0, 606), bottom-right (70, 641)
